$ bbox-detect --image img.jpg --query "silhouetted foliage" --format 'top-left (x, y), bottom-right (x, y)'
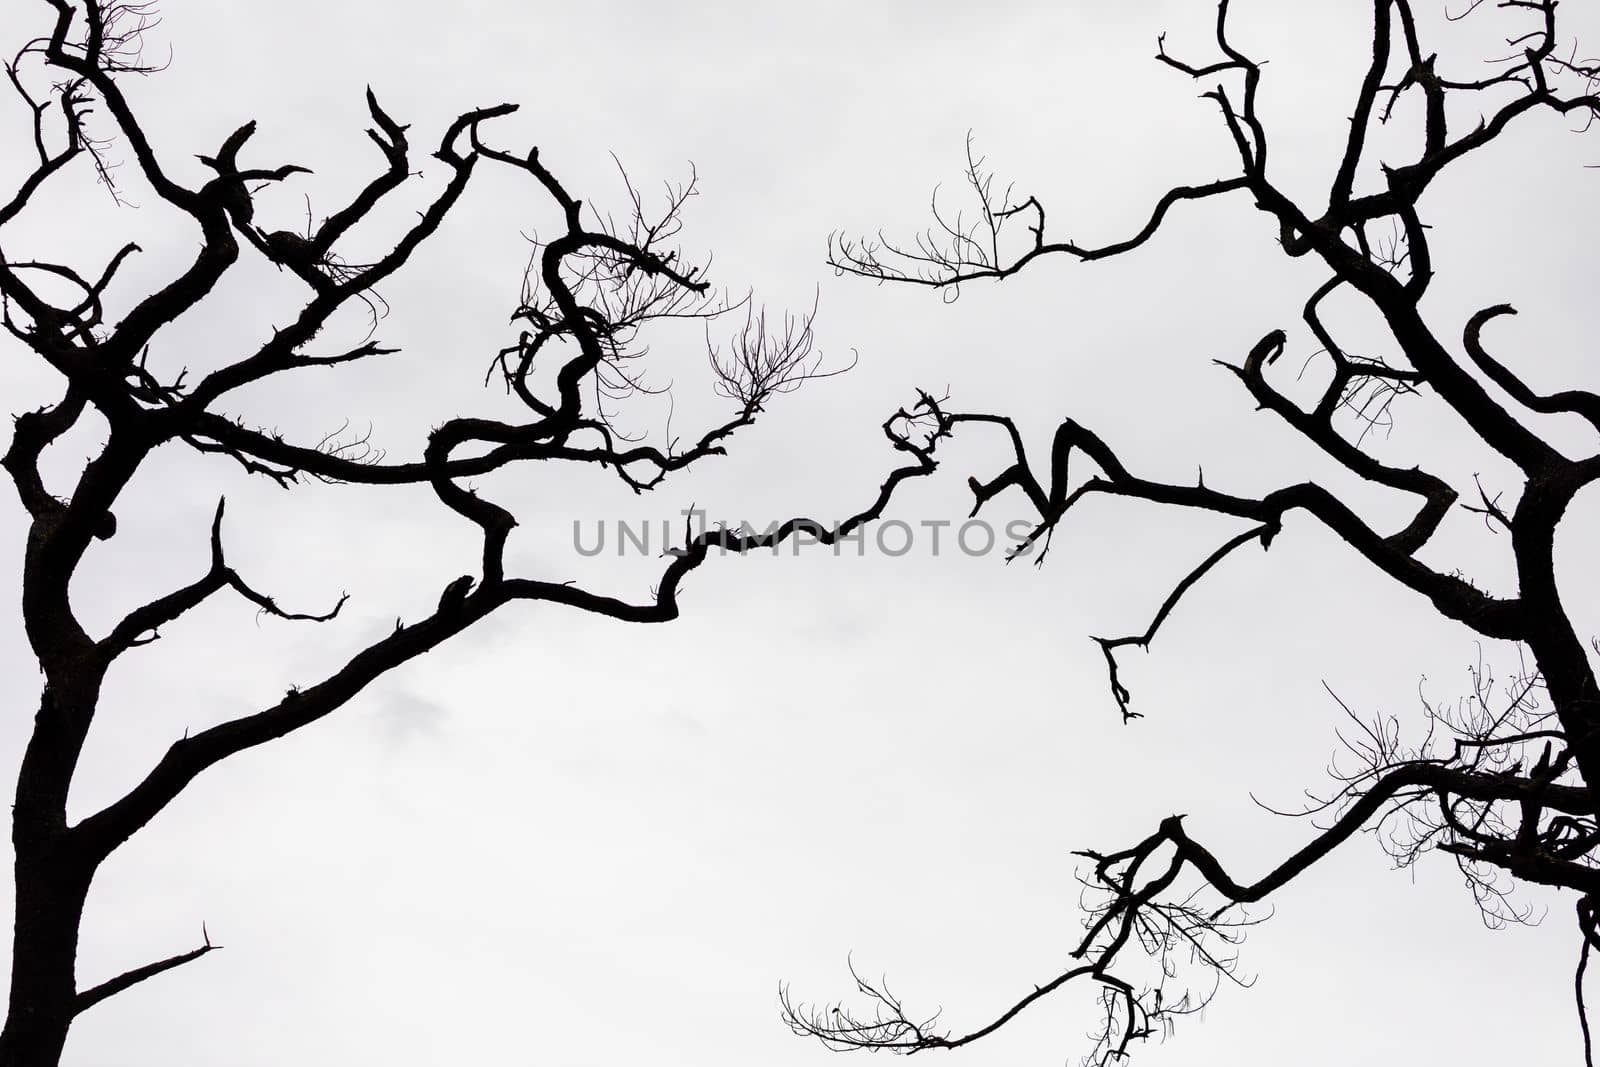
top-left (786, 1), bottom-right (1600, 1062)
top-left (0, 3), bottom-right (951, 1063)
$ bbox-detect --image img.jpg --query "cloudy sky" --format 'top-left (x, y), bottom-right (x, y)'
top-left (3, 0), bottom-right (1598, 1063)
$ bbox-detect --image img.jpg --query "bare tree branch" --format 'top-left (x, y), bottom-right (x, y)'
top-left (791, 1), bottom-right (1600, 1061)
top-left (73, 925), bottom-right (217, 1016)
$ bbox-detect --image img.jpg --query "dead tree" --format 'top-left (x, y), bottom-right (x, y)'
top-left (786, 1), bottom-right (1600, 1063)
top-left (0, 3), bottom-right (951, 1063)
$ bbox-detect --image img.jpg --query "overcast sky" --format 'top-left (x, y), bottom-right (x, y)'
top-left (3, 0), bottom-right (1599, 1063)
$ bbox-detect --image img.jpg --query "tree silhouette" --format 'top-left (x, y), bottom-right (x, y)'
top-left (785, 1), bottom-right (1600, 1062)
top-left (0, 2), bottom-right (951, 1062)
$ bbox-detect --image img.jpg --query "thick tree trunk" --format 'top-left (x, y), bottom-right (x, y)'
top-left (0, 845), bottom-right (90, 1067)
top-left (0, 679), bottom-right (103, 1067)
top-left (1513, 470), bottom-right (1600, 790)
top-left (1532, 633), bottom-right (1600, 782)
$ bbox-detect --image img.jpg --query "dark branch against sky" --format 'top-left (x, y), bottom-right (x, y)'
top-left (1, 1), bottom-right (1599, 1064)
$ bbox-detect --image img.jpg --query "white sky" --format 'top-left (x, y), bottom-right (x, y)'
top-left (2, 0), bottom-right (1598, 1063)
